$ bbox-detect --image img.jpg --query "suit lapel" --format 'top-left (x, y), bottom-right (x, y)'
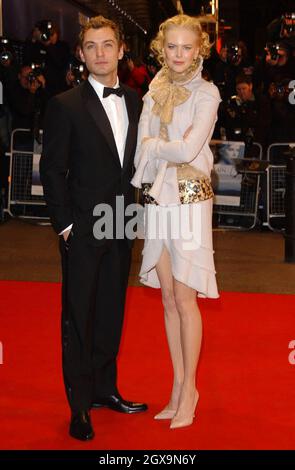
top-left (81, 81), bottom-right (121, 169)
top-left (122, 85), bottom-right (138, 171)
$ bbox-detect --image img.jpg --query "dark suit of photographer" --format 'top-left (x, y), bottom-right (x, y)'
top-left (217, 75), bottom-right (271, 152)
top-left (0, 46), bottom-right (18, 149)
top-left (253, 43), bottom-right (294, 145)
top-left (268, 77), bottom-right (295, 145)
top-left (216, 43), bottom-right (253, 100)
top-left (0, 42), bottom-right (19, 211)
top-left (24, 24), bottom-right (70, 97)
top-left (254, 42), bottom-right (294, 94)
top-left (7, 65), bottom-right (49, 131)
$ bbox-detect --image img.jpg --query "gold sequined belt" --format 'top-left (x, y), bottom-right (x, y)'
top-left (142, 163), bottom-right (214, 205)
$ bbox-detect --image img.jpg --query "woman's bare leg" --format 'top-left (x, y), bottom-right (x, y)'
top-left (154, 246), bottom-right (184, 417)
top-left (170, 279), bottom-right (202, 428)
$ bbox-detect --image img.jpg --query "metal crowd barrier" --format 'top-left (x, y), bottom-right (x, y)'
top-left (265, 143), bottom-right (295, 232)
top-left (266, 165), bottom-right (286, 232)
top-left (5, 130), bottom-right (294, 233)
top-left (5, 128), bottom-right (49, 219)
top-left (213, 142), bottom-right (263, 230)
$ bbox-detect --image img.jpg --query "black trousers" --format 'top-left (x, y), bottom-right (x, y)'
top-left (59, 234), bottom-right (131, 413)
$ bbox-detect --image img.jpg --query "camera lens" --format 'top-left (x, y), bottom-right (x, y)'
top-left (36, 20), bottom-right (53, 42)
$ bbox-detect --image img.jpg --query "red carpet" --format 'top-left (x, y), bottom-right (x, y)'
top-left (0, 280), bottom-right (295, 450)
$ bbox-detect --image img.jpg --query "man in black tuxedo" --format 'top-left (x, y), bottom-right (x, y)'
top-left (40, 16), bottom-right (147, 441)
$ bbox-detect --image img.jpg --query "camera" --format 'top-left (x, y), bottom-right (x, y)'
top-left (275, 83), bottom-right (286, 95)
top-left (228, 44), bottom-right (240, 64)
top-left (266, 42), bottom-right (280, 60)
top-left (270, 79), bottom-right (291, 100)
top-left (27, 63), bottom-right (44, 84)
top-left (36, 20), bottom-right (53, 42)
top-left (0, 38), bottom-right (14, 65)
top-left (69, 63), bottom-right (86, 86)
top-left (280, 12), bottom-right (295, 37)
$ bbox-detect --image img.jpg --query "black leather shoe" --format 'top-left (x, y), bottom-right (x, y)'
top-left (69, 411), bottom-right (94, 441)
top-left (92, 394), bottom-right (148, 414)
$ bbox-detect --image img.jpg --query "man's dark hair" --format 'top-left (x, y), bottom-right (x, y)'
top-left (236, 74), bottom-right (252, 86)
top-left (79, 15), bottom-right (122, 48)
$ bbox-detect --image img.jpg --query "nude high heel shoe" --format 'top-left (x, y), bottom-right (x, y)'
top-left (169, 390), bottom-right (199, 429)
top-left (154, 408), bottom-right (177, 420)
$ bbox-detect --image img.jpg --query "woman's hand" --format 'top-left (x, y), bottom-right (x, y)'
top-left (141, 136), bottom-right (152, 144)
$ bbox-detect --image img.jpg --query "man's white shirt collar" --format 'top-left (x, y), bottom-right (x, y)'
top-left (88, 74), bottom-right (120, 99)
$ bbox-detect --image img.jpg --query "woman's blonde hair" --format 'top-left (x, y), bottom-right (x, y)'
top-left (150, 14), bottom-right (211, 65)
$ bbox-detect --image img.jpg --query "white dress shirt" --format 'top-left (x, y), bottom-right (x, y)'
top-left (60, 74), bottom-right (129, 235)
top-left (88, 74), bottom-right (129, 167)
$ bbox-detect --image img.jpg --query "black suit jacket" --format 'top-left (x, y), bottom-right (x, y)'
top-left (40, 80), bottom-right (139, 245)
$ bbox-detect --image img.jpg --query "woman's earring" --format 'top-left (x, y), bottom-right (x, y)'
top-left (193, 57), bottom-right (200, 67)
top-left (162, 56), bottom-right (169, 70)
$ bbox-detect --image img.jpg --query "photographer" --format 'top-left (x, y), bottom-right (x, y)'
top-left (218, 41), bottom-right (253, 100)
top-left (65, 44), bottom-right (88, 88)
top-left (265, 42), bottom-right (293, 88)
top-left (213, 45), bottom-right (230, 99)
top-left (0, 38), bottom-right (19, 150)
top-left (268, 76), bottom-right (295, 144)
top-left (254, 40), bottom-right (294, 94)
top-left (0, 37), bottom-right (19, 90)
top-left (65, 63), bottom-right (88, 89)
top-left (253, 40), bottom-right (294, 159)
top-left (253, 13), bottom-right (295, 153)
top-left (217, 74), bottom-right (271, 152)
top-left (24, 20), bottom-right (70, 97)
top-left (7, 64), bottom-right (49, 131)
top-left (267, 12), bottom-right (295, 49)
top-left (0, 38), bottom-right (19, 214)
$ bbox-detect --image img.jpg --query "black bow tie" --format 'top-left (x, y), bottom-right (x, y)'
top-left (103, 86), bottom-right (124, 98)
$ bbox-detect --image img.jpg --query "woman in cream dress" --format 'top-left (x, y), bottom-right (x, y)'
top-left (131, 14), bottom-right (221, 429)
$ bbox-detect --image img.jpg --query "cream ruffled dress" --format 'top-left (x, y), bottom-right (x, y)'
top-left (131, 60), bottom-right (221, 298)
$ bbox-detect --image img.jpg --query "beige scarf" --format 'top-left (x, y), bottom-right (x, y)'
top-left (149, 57), bottom-right (202, 141)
